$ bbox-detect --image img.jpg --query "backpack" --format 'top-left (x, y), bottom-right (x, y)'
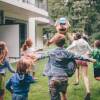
top-left (65, 60), bottom-right (77, 77)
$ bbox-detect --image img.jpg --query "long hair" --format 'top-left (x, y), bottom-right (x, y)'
top-left (21, 38), bottom-right (33, 51)
top-left (16, 58), bottom-right (32, 74)
top-left (0, 41), bottom-right (8, 63)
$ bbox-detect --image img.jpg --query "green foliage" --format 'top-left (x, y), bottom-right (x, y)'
top-left (48, 0), bottom-right (100, 36)
top-left (90, 32), bottom-right (100, 43)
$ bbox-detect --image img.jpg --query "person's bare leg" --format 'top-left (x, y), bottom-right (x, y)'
top-left (74, 66), bottom-right (80, 85)
top-left (82, 66), bottom-right (90, 93)
top-left (82, 66), bottom-right (91, 100)
top-left (95, 77), bottom-right (100, 81)
top-left (61, 92), bottom-right (67, 100)
top-left (32, 72), bottom-right (35, 77)
top-left (0, 95), bottom-right (4, 100)
top-left (75, 67), bottom-right (79, 84)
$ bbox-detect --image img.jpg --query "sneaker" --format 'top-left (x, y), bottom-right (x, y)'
top-left (84, 93), bottom-right (90, 100)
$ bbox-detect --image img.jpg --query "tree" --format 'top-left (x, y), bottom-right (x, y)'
top-left (47, 0), bottom-right (100, 39)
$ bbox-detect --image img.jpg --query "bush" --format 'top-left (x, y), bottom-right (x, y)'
top-left (90, 33), bottom-right (100, 43)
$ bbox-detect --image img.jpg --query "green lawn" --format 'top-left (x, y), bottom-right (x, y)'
top-left (5, 60), bottom-right (100, 100)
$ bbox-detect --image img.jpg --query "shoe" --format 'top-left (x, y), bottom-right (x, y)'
top-left (73, 82), bottom-right (79, 85)
top-left (84, 93), bottom-right (90, 100)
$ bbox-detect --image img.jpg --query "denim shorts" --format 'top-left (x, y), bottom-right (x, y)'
top-left (12, 94), bottom-right (28, 100)
top-left (48, 77), bottom-right (68, 100)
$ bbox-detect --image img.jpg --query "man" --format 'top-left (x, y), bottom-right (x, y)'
top-left (47, 17), bottom-right (70, 46)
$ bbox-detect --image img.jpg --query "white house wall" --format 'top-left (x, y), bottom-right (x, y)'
top-left (0, 25), bottom-right (19, 58)
top-left (5, 11), bottom-right (28, 21)
top-left (28, 18), bottom-right (36, 48)
top-left (0, 0), bottom-right (48, 18)
top-left (36, 24), bottom-right (43, 49)
top-left (0, 0), bottom-right (49, 57)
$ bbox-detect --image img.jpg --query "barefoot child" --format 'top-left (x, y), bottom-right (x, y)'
top-left (0, 41), bottom-right (15, 100)
top-left (6, 58), bottom-right (35, 100)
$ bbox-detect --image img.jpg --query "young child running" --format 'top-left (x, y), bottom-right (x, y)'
top-left (6, 58), bottom-right (35, 100)
top-left (21, 38), bottom-right (37, 79)
top-left (66, 33), bottom-right (93, 100)
top-left (0, 41), bottom-right (15, 100)
top-left (91, 40), bottom-right (100, 80)
top-left (43, 37), bottom-right (95, 100)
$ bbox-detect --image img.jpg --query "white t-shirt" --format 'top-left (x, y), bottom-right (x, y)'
top-left (66, 38), bottom-right (92, 57)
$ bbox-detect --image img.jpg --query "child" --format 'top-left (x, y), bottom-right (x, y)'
top-left (0, 41), bottom-right (15, 100)
top-left (6, 58), bottom-right (35, 100)
top-left (91, 40), bottom-right (100, 80)
top-left (43, 37), bottom-right (95, 100)
top-left (66, 33), bottom-right (92, 100)
top-left (47, 17), bottom-right (70, 46)
top-left (21, 38), bottom-right (38, 79)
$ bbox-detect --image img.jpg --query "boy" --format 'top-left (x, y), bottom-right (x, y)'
top-left (43, 37), bottom-right (95, 100)
top-left (91, 40), bottom-right (100, 80)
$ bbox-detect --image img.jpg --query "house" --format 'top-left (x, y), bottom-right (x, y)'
top-left (0, 0), bottom-right (49, 58)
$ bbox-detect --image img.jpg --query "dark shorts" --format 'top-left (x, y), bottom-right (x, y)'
top-left (94, 68), bottom-right (100, 77)
top-left (76, 60), bottom-right (88, 67)
top-left (48, 77), bottom-right (68, 100)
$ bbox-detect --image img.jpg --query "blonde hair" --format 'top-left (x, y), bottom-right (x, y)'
top-left (16, 58), bottom-right (32, 74)
top-left (0, 41), bottom-right (8, 63)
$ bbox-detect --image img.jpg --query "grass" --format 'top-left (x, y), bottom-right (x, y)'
top-left (4, 60), bottom-right (100, 100)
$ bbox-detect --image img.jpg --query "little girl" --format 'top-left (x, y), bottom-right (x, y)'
top-left (0, 41), bottom-right (15, 100)
top-left (6, 58), bottom-right (35, 100)
top-left (91, 40), bottom-right (100, 80)
top-left (21, 38), bottom-right (37, 79)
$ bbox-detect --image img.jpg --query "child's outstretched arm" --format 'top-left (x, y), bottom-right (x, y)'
top-left (5, 59), bottom-right (15, 73)
top-left (66, 51), bottom-right (96, 63)
top-left (36, 51), bottom-right (49, 60)
top-left (28, 75), bottom-right (36, 83)
top-left (6, 78), bottom-right (13, 93)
